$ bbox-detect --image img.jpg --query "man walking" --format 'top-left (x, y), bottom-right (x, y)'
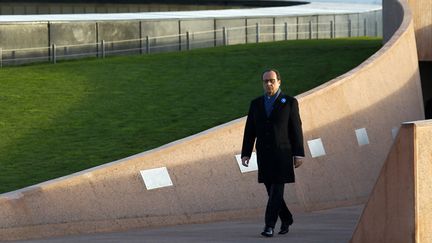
top-left (241, 69), bottom-right (304, 237)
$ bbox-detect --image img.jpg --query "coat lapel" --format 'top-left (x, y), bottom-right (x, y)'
top-left (269, 93), bottom-right (287, 119)
top-left (257, 96), bottom-right (267, 119)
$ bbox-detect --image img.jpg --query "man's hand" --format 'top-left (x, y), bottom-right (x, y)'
top-left (294, 157), bottom-right (303, 168)
top-left (241, 156), bottom-right (250, 167)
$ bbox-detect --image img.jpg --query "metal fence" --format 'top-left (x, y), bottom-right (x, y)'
top-left (0, 19), bottom-right (381, 68)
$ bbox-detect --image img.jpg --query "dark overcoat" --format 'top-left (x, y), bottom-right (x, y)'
top-left (426, 98), bottom-right (432, 119)
top-left (241, 93), bottom-right (305, 184)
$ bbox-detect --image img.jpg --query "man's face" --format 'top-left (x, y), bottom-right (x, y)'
top-left (262, 71), bottom-right (281, 96)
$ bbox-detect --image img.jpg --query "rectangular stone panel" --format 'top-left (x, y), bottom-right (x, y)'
top-left (140, 167), bottom-right (173, 190)
top-left (335, 14), bottom-right (350, 38)
top-left (215, 18), bottom-right (246, 46)
top-left (317, 15), bottom-right (335, 39)
top-left (274, 16), bottom-right (297, 41)
top-left (355, 128), bottom-right (370, 146)
top-left (180, 19), bottom-right (215, 50)
top-left (375, 10), bottom-right (383, 37)
top-left (360, 11), bottom-right (379, 37)
top-left (307, 138), bottom-right (326, 158)
top-left (0, 23), bottom-right (49, 65)
top-left (246, 18), bottom-right (274, 43)
top-left (50, 22), bottom-right (97, 60)
top-left (297, 16), bottom-right (318, 40)
top-left (348, 13), bottom-right (360, 37)
top-left (141, 20), bottom-right (180, 53)
top-left (97, 21), bottom-right (141, 56)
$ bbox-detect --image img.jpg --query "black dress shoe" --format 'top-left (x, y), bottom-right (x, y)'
top-left (261, 226), bottom-right (274, 237)
top-left (278, 222), bottom-right (291, 234)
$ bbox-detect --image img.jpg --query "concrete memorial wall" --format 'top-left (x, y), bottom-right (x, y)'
top-left (406, 0), bottom-right (432, 60)
top-left (140, 20), bottom-right (180, 53)
top-left (0, 10), bottom-right (382, 66)
top-left (97, 21), bottom-right (141, 53)
top-left (351, 121), bottom-right (432, 243)
top-left (49, 22), bottom-right (97, 59)
top-left (0, 23), bottom-right (49, 63)
top-left (179, 19), bottom-right (215, 50)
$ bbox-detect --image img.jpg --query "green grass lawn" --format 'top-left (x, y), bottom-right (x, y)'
top-left (0, 38), bottom-right (382, 193)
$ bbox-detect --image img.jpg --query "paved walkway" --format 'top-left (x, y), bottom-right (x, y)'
top-left (11, 205), bottom-right (363, 243)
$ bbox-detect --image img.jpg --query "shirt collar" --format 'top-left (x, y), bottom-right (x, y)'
top-left (264, 89), bottom-right (281, 100)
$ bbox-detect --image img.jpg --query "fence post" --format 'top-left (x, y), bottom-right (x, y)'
top-left (146, 36), bottom-right (150, 54)
top-left (375, 20), bottom-right (378, 36)
top-left (284, 22), bottom-right (288, 40)
top-left (222, 27), bottom-right (228, 46)
top-left (330, 20), bottom-right (335, 39)
top-left (309, 21), bottom-right (312, 39)
top-left (139, 21), bottom-right (143, 55)
top-left (101, 40), bottom-right (105, 58)
top-left (330, 21), bottom-right (333, 38)
top-left (51, 44), bottom-right (56, 64)
top-left (256, 23), bottom-right (260, 43)
top-left (357, 13), bottom-right (360, 37)
top-left (140, 36), bottom-right (144, 55)
top-left (186, 31), bottom-right (191, 50)
top-left (214, 28), bottom-right (217, 47)
top-left (96, 22), bottom-right (99, 58)
top-left (0, 48), bottom-right (2, 68)
top-left (178, 32), bottom-right (182, 51)
top-left (348, 19), bottom-right (352, 37)
top-left (364, 18), bottom-right (367, 36)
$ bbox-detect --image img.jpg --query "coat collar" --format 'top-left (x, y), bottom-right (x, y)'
top-left (259, 92), bottom-right (287, 119)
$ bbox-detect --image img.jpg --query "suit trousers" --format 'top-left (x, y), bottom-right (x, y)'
top-left (264, 183), bottom-right (293, 228)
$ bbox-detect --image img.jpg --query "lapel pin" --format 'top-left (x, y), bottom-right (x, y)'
top-left (281, 98), bottom-right (286, 103)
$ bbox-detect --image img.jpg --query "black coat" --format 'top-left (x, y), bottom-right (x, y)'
top-left (426, 98), bottom-right (432, 120)
top-left (241, 93), bottom-right (305, 184)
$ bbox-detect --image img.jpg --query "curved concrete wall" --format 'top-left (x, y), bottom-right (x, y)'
top-left (294, 0), bottom-right (423, 210)
top-left (0, 0), bottom-right (424, 241)
top-left (385, 0), bottom-right (432, 61)
top-left (350, 120), bottom-right (432, 243)
top-left (406, 0), bottom-right (432, 61)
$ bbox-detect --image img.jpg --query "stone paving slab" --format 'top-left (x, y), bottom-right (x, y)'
top-left (8, 205), bottom-right (363, 243)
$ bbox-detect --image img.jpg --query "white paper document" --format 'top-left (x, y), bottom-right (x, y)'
top-left (235, 152), bottom-right (258, 173)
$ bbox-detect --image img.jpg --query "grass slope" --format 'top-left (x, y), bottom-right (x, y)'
top-left (0, 38), bottom-right (382, 193)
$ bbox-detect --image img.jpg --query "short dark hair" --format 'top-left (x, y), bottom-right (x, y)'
top-left (262, 69), bottom-right (281, 80)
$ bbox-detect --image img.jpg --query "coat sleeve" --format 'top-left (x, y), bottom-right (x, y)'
top-left (288, 98), bottom-right (305, 157)
top-left (241, 101), bottom-right (256, 158)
